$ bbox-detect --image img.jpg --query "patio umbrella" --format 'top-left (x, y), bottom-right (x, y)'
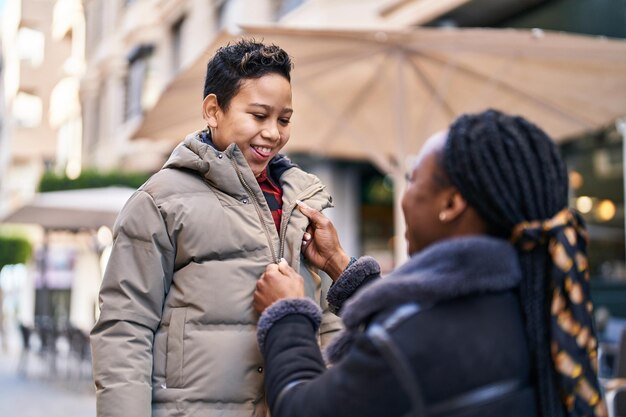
top-left (133, 25), bottom-right (626, 262)
top-left (134, 25), bottom-right (626, 173)
top-left (0, 186), bottom-right (135, 231)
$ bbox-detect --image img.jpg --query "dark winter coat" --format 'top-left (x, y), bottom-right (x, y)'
top-left (256, 236), bottom-right (540, 417)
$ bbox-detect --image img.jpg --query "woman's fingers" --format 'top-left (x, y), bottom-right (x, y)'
top-left (296, 200), bottom-right (327, 227)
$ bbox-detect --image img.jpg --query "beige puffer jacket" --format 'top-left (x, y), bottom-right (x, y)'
top-left (90, 132), bottom-right (343, 417)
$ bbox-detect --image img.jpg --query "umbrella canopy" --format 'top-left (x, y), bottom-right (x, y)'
top-left (1, 187), bottom-right (135, 231)
top-left (133, 25), bottom-right (626, 174)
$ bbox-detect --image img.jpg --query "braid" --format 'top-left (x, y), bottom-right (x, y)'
top-left (520, 250), bottom-right (565, 417)
top-left (443, 109), bottom-right (568, 417)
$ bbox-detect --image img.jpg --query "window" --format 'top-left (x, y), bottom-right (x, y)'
top-left (86, 87), bottom-right (102, 153)
top-left (275, 0), bottom-right (305, 20)
top-left (86, 0), bottom-right (103, 56)
top-left (13, 91), bottom-right (43, 128)
top-left (124, 44), bottom-right (155, 121)
top-left (94, 92), bottom-right (101, 145)
top-left (56, 118), bottom-right (82, 180)
top-left (171, 16), bottom-right (186, 73)
top-left (215, 0), bottom-right (229, 28)
top-left (17, 27), bottom-right (45, 66)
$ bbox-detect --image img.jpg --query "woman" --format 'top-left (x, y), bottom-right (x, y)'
top-left (254, 109), bottom-right (607, 417)
top-left (90, 40), bottom-right (341, 417)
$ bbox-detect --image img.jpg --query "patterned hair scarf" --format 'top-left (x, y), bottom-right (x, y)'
top-left (511, 208), bottom-right (607, 417)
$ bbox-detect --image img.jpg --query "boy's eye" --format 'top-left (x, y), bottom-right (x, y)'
top-left (279, 118), bottom-right (291, 125)
top-left (252, 113), bottom-right (267, 120)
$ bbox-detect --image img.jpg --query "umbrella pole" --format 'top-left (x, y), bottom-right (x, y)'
top-left (393, 169), bottom-right (408, 267)
top-left (618, 118), bottom-right (626, 265)
top-left (393, 50), bottom-right (409, 267)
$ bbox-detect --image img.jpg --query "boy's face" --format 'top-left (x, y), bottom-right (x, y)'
top-left (204, 73), bottom-right (293, 177)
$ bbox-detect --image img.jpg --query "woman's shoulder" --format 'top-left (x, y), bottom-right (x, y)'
top-left (372, 291), bottom-right (526, 359)
top-left (375, 291), bottom-right (522, 327)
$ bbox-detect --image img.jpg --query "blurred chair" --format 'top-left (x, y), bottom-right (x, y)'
top-left (606, 328), bottom-right (626, 417)
top-left (66, 324), bottom-right (91, 379)
top-left (599, 315), bottom-right (626, 377)
top-left (17, 323), bottom-right (32, 376)
top-left (35, 316), bottom-right (58, 377)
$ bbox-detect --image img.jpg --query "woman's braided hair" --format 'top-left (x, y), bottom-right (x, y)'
top-left (443, 109), bottom-right (569, 417)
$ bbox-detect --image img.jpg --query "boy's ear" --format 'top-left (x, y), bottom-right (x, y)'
top-left (202, 94), bottom-right (220, 128)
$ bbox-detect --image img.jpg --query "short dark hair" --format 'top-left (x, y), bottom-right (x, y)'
top-left (203, 39), bottom-right (293, 110)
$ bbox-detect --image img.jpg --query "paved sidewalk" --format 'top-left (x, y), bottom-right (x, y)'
top-left (0, 349), bottom-right (96, 417)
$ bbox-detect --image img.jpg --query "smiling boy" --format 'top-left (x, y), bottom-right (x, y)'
top-left (90, 40), bottom-right (342, 417)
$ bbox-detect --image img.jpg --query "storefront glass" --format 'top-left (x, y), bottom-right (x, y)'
top-left (561, 125), bottom-right (626, 317)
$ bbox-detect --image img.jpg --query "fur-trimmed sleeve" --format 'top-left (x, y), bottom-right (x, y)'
top-left (327, 256), bottom-right (381, 315)
top-left (257, 298), bottom-right (322, 352)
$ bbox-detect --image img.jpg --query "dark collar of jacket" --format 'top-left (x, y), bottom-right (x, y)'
top-left (326, 236), bottom-right (522, 363)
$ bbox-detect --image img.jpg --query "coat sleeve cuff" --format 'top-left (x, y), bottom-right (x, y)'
top-left (327, 256), bottom-right (381, 315)
top-left (257, 298), bottom-right (322, 352)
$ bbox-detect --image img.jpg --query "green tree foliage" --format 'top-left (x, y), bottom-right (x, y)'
top-left (0, 235), bottom-right (32, 271)
top-left (39, 169), bottom-right (151, 192)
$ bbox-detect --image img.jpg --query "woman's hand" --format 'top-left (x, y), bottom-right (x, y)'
top-left (254, 259), bottom-right (305, 314)
top-left (297, 201), bottom-right (351, 281)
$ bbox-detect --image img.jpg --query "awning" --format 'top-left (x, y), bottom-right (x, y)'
top-left (1, 187), bottom-right (135, 231)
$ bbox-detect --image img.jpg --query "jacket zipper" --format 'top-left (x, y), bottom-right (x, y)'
top-left (278, 184), bottom-right (325, 260)
top-left (230, 159), bottom-right (279, 264)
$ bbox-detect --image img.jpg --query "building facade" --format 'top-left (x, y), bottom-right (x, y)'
top-left (1, 0), bottom-right (85, 215)
top-left (80, 0), bottom-right (307, 173)
top-left (0, 0), bottom-right (92, 332)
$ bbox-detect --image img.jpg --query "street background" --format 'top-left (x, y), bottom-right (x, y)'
top-left (0, 0), bottom-right (625, 416)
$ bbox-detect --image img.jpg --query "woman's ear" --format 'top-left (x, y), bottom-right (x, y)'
top-left (439, 189), bottom-right (468, 223)
top-left (202, 94), bottom-right (220, 128)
